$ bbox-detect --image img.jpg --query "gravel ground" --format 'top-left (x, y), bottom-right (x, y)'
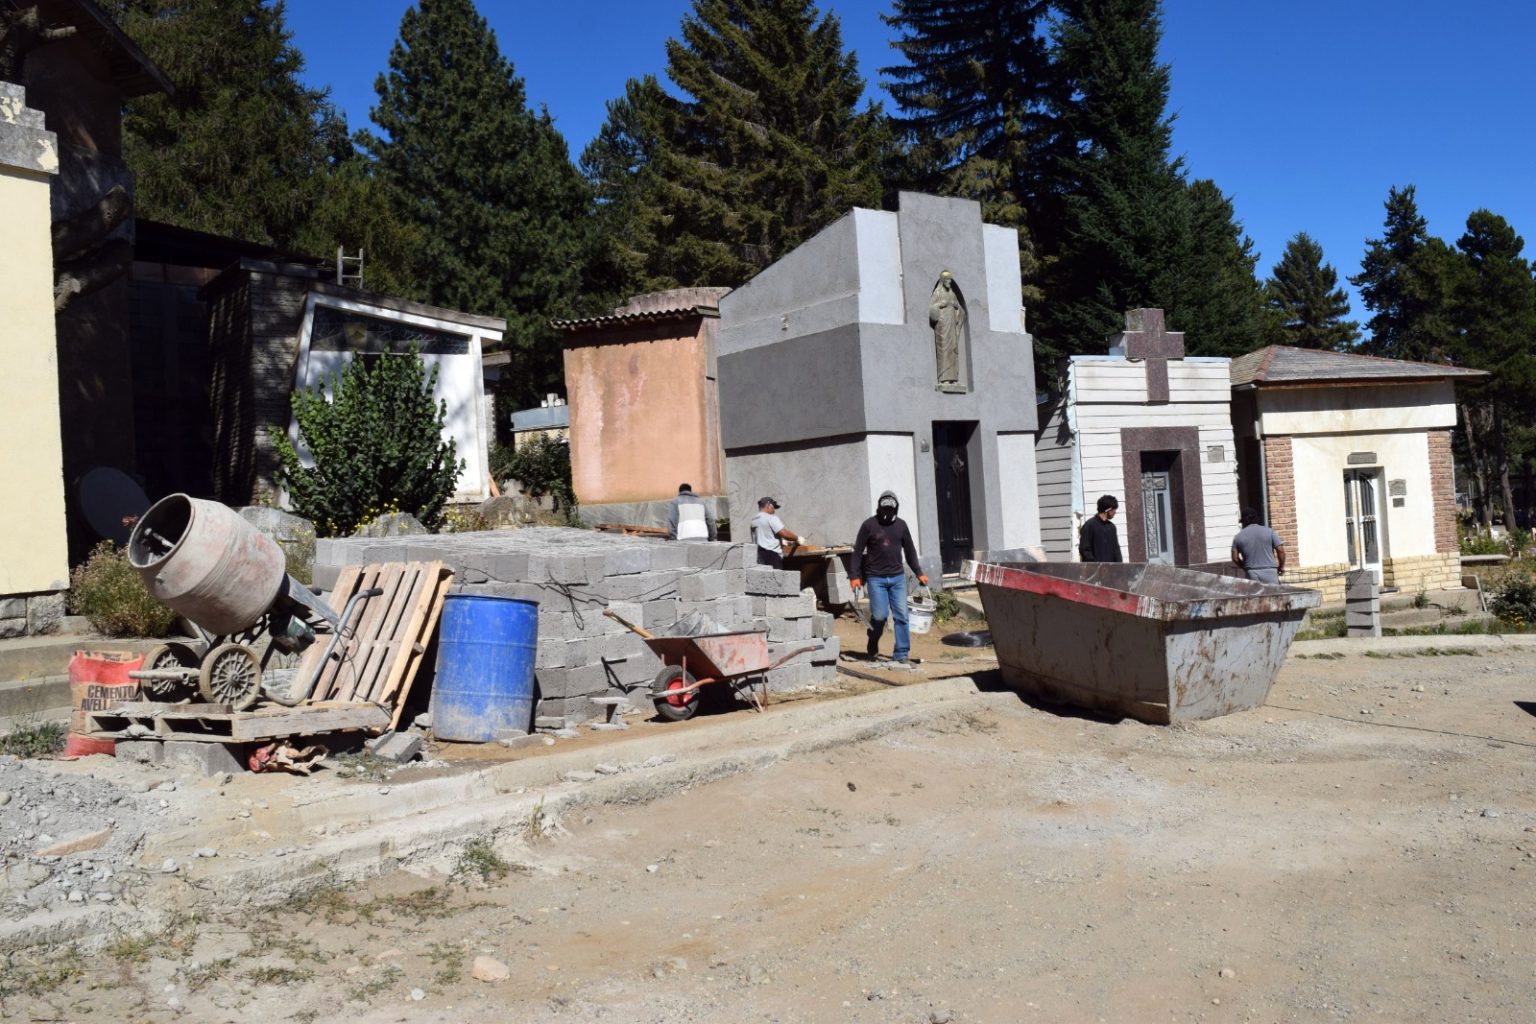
top-left (3, 644), bottom-right (1535, 1023)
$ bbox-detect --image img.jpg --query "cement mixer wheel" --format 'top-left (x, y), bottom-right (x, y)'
top-left (199, 643), bottom-right (263, 710)
top-left (139, 642), bottom-right (200, 701)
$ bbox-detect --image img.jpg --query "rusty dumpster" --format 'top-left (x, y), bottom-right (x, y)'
top-left (963, 560), bottom-right (1320, 724)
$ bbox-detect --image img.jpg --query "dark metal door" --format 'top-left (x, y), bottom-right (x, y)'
top-left (933, 422), bottom-right (976, 573)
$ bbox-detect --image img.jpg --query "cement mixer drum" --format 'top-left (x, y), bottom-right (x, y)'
top-left (128, 494), bottom-right (287, 635)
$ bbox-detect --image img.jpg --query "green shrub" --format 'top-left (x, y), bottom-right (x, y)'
top-left (1489, 571), bottom-right (1536, 628)
top-left (0, 720), bottom-right (66, 757)
top-left (1507, 527), bottom-right (1531, 559)
top-left (270, 346), bottom-right (463, 537)
top-left (931, 588), bottom-right (963, 623)
top-left (500, 434), bottom-right (575, 513)
top-left (67, 542), bottom-right (177, 638)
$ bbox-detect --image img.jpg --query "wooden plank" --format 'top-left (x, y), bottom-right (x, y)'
top-left (373, 564), bottom-right (440, 706)
top-left (387, 566), bottom-right (453, 729)
top-left (297, 564), bottom-right (364, 700)
top-left (149, 702), bottom-right (388, 742)
top-left (321, 564), bottom-right (383, 700)
top-left (358, 566), bottom-right (425, 703)
top-left (332, 564), bottom-right (404, 702)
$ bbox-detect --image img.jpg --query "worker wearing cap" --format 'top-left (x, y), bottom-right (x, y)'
top-left (751, 496), bottom-right (805, 569)
top-left (850, 490), bottom-right (928, 666)
top-left (667, 483), bottom-right (716, 541)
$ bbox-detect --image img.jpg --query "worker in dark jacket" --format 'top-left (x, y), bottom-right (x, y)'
top-left (850, 490), bottom-right (928, 666)
top-left (1078, 494), bottom-right (1123, 562)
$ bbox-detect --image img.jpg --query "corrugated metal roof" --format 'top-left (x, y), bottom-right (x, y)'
top-left (1230, 345), bottom-right (1487, 387)
top-left (552, 306), bottom-right (719, 332)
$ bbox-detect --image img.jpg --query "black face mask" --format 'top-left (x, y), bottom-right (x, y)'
top-left (877, 508), bottom-right (896, 523)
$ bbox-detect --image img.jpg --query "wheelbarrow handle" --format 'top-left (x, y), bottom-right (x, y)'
top-left (766, 643), bottom-right (821, 670)
top-left (603, 608), bottom-right (654, 639)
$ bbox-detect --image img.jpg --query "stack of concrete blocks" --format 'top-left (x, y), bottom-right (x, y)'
top-left (310, 529), bottom-right (840, 729)
top-left (1345, 569), bottom-right (1381, 639)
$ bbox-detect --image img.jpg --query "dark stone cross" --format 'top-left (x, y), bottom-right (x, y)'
top-left (1110, 308), bottom-right (1185, 403)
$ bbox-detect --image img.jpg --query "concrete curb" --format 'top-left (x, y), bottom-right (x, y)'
top-left (1293, 633), bottom-right (1536, 657)
top-left (0, 676), bottom-right (997, 950)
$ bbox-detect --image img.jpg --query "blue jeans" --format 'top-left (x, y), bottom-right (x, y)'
top-left (866, 574), bottom-right (910, 661)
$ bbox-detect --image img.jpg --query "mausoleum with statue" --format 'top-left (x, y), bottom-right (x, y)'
top-left (717, 192), bottom-right (1044, 579)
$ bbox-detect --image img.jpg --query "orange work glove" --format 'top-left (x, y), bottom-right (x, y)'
top-left (918, 575), bottom-right (929, 587)
top-left (849, 578), bottom-right (862, 589)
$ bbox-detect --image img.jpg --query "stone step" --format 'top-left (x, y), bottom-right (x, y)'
top-left (0, 631), bottom-right (165, 685)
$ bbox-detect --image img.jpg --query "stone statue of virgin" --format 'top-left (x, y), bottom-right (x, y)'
top-left (929, 271), bottom-right (965, 386)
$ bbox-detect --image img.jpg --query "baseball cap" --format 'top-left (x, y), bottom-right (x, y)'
top-left (758, 496), bottom-right (781, 509)
top-left (877, 490), bottom-right (899, 510)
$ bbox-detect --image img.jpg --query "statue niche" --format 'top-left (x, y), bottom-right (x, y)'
top-left (928, 271), bottom-right (968, 390)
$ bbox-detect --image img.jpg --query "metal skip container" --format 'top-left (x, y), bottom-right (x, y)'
top-left (127, 493), bottom-right (286, 636)
top-left (963, 561), bottom-right (1320, 724)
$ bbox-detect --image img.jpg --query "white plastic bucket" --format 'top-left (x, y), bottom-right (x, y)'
top-left (908, 596), bottom-right (935, 635)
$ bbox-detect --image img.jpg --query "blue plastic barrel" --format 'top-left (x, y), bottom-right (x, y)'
top-left (432, 595), bottom-right (538, 742)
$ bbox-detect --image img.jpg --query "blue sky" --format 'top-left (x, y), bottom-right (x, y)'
top-left (286, 1), bottom-right (1536, 322)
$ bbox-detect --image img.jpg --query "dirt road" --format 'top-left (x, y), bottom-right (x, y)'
top-left (5, 643), bottom-right (1535, 1023)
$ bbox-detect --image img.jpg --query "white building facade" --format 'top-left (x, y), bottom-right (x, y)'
top-left (1036, 309), bottom-right (1240, 566)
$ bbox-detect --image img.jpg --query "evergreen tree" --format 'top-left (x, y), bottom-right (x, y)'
top-left (1162, 179), bottom-right (1271, 358)
top-left (1350, 185), bottom-right (1457, 361)
top-left (880, 0), bottom-right (1062, 289)
top-left (1038, 0), bottom-right (1187, 361)
top-left (104, 0), bottom-right (344, 248)
top-left (1262, 232), bottom-right (1360, 350)
top-left (367, 0), bottom-right (589, 406)
top-left (1448, 211), bottom-right (1536, 526)
top-left (598, 0), bottom-right (886, 291)
top-left (579, 75), bottom-right (674, 304)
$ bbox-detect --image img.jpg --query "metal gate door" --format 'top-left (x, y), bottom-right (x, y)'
top-left (932, 422), bottom-right (976, 574)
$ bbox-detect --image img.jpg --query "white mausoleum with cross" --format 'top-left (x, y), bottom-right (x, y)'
top-left (1035, 308), bottom-right (1242, 565)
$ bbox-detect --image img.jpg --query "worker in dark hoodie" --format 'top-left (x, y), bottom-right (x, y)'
top-left (849, 490), bottom-right (928, 666)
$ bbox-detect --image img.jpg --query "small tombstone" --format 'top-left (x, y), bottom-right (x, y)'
top-left (352, 512), bottom-right (428, 538)
top-left (1345, 569), bottom-right (1380, 638)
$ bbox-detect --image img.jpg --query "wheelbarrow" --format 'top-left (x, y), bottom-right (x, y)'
top-left (604, 610), bottom-right (818, 721)
top-left (125, 494), bottom-right (382, 711)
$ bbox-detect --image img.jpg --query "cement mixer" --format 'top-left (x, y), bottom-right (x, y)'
top-left (126, 494), bottom-right (379, 710)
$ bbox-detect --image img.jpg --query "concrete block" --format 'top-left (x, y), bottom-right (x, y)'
top-left (26, 593), bottom-right (64, 635)
top-left (807, 663), bottom-right (838, 685)
top-left (535, 639), bottom-right (568, 670)
top-left (0, 618), bottom-right (26, 639)
top-left (678, 571), bottom-right (729, 601)
top-left (811, 636), bottom-right (841, 663)
top-left (487, 552), bottom-right (532, 581)
top-left (548, 553), bottom-right (608, 585)
top-left (365, 731), bottom-right (424, 763)
top-left (460, 580), bottom-right (548, 604)
top-left (766, 616), bottom-right (813, 642)
top-left (641, 600), bottom-right (678, 630)
top-left (115, 739), bottom-right (165, 765)
top-left (605, 600), bottom-right (645, 630)
top-left (605, 572), bottom-right (681, 602)
top-left (164, 741), bottom-right (246, 776)
top-left (750, 595), bottom-right (769, 617)
top-left (812, 612), bottom-right (834, 638)
top-left (684, 542), bottom-right (747, 569)
top-left (0, 597), bottom-right (26, 618)
top-left (764, 593), bottom-right (816, 618)
top-left (311, 563), bottom-right (341, 592)
top-left (533, 716), bottom-right (567, 731)
top-left (648, 544), bottom-right (691, 571)
top-left (604, 547), bottom-right (653, 577)
top-left (534, 695), bottom-right (604, 721)
top-left (711, 595), bottom-right (753, 624)
top-left (764, 662), bottom-right (807, 691)
top-left (562, 637), bottom-right (599, 667)
top-left (768, 639), bottom-right (820, 667)
top-left (743, 568), bottom-right (803, 596)
top-left (1345, 610), bottom-right (1380, 628)
top-left (535, 663), bottom-right (608, 699)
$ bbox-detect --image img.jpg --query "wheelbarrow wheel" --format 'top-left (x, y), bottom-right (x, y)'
top-left (651, 666), bottom-right (699, 722)
top-left (139, 642), bottom-right (200, 701)
top-left (199, 643), bottom-right (263, 710)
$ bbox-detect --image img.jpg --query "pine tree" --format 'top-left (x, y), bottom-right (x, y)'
top-left (1038, 0), bottom-right (1188, 361)
top-left (1350, 185), bottom-right (1457, 361)
top-left (1262, 232), bottom-right (1360, 350)
top-left (580, 75), bottom-right (674, 304)
top-left (599, 0), bottom-right (886, 291)
top-left (367, 0), bottom-right (589, 406)
top-left (881, 0), bottom-right (1062, 287)
top-left (1161, 179), bottom-right (1271, 358)
top-left (104, 0), bottom-right (344, 249)
top-left (1448, 211), bottom-right (1536, 526)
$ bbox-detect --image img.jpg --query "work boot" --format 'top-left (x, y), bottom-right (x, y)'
top-left (866, 634), bottom-right (879, 658)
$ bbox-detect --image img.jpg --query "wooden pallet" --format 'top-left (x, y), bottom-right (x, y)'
top-left (296, 561), bottom-right (453, 729)
top-left (87, 701), bottom-right (387, 742)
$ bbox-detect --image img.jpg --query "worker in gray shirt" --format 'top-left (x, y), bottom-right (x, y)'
top-left (1231, 507), bottom-right (1286, 584)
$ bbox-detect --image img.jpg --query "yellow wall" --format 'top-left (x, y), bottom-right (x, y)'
top-left (0, 90), bottom-right (69, 598)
